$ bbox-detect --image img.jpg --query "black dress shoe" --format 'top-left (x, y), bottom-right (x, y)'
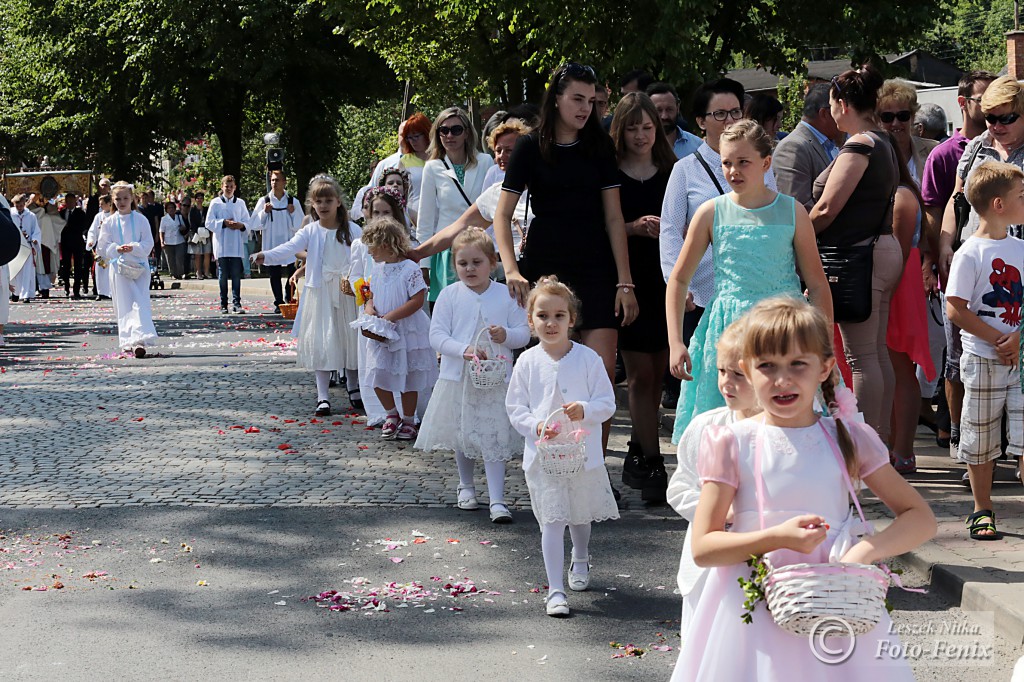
top-left (621, 440), bottom-right (651, 489)
top-left (641, 455), bottom-right (668, 504)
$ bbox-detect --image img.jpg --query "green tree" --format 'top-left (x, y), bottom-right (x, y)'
top-left (920, 0), bottom-right (1015, 72)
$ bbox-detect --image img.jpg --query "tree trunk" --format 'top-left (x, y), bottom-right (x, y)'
top-left (208, 86), bottom-right (244, 184)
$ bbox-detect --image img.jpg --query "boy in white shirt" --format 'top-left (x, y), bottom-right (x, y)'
top-left (206, 175), bottom-right (249, 314)
top-left (946, 160), bottom-right (1024, 541)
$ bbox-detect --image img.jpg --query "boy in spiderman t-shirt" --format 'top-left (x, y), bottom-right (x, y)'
top-left (947, 160), bottom-right (1024, 541)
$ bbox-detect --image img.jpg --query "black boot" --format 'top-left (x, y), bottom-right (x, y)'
top-left (621, 440), bottom-right (651, 489)
top-left (641, 454), bottom-right (668, 504)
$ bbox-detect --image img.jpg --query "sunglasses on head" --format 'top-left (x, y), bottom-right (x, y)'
top-left (879, 110), bottom-right (912, 123)
top-left (985, 112), bottom-right (1021, 126)
top-left (558, 62), bottom-right (596, 82)
top-left (438, 125), bottom-right (466, 137)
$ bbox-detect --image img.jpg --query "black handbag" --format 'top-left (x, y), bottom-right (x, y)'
top-left (818, 239), bottom-right (876, 323)
top-left (817, 133), bottom-right (896, 324)
top-left (952, 141), bottom-right (984, 247)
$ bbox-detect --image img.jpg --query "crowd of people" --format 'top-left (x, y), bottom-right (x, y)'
top-left (3, 59), bottom-right (1023, 677)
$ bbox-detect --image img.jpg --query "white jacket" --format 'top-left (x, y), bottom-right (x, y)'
top-left (429, 280), bottom-right (530, 382)
top-left (248, 192), bottom-right (304, 251)
top-left (506, 342), bottom-right (616, 472)
top-left (416, 154), bottom-right (494, 270)
top-left (261, 221), bottom-right (362, 289)
top-left (206, 195), bottom-right (250, 259)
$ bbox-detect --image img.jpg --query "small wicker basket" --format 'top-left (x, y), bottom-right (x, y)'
top-left (536, 409), bottom-right (586, 477)
top-left (279, 291), bottom-right (299, 320)
top-left (467, 327), bottom-right (506, 390)
top-left (763, 560), bottom-right (889, 636)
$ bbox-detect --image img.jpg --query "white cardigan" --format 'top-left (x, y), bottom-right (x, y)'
top-left (416, 153), bottom-right (494, 270)
top-left (506, 343), bottom-right (616, 472)
top-left (260, 221), bottom-right (362, 289)
top-left (429, 280), bottom-right (530, 382)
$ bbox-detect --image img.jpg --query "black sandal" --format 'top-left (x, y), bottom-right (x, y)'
top-left (314, 400), bottom-right (331, 417)
top-left (966, 509), bottom-right (1003, 541)
top-left (347, 388), bottom-right (364, 411)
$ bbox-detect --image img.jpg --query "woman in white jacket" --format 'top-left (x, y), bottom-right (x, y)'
top-left (253, 176), bottom-right (360, 416)
top-left (415, 229), bottom-right (531, 522)
top-left (416, 107), bottom-right (494, 303)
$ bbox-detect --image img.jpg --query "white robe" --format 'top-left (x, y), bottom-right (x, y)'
top-left (98, 212), bottom-right (158, 348)
top-left (9, 209), bottom-right (41, 299)
top-left (30, 206), bottom-right (61, 289)
top-left (206, 195), bottom-right (250, 259)
top-left (86, 211), bottom-right (113, 297)
top-left (248, 192), bottom-right (304, 252)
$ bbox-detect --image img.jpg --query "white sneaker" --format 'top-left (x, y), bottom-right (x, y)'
top-left (567, 553), bottom-right (591, 591)
top-left (545, 590), bottom-right (569, 617)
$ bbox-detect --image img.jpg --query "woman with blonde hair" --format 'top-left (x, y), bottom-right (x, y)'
top-left (416, 107), bottom-right (494, 302)
top-left (876, 79), bottom-right (938, 185)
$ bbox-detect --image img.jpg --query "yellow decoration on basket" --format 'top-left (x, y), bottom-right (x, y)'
top-left (353, 278), bottom-right (372, 307)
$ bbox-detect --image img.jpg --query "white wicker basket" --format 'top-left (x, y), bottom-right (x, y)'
top-left (467, 328), bottom-right (506, 390)
top-left (763, 560), bottom-right (889, 636)
top-left (536, 409), bottom-right (586, 477)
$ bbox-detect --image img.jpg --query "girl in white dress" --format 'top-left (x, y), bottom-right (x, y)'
top-left (666, 317), bottom-right (760, 639)
top-left (673, 297), bottom-right (936, 681)
top-left (253, 176), bottom-right (360, 417)
top-left (97, 182), bottom-right (158, 357)
top-left (415, 228), bottom-right (530, 522)
top-left (505, 276), bottom-right (619, 618)
top-left (352, 217), bottom-right (437, 440)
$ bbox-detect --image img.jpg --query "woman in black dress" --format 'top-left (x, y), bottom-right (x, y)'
top-left (610, 92), bottom-right (675, 501)
top-left (494, 62), bottom-right (638, 461)
top-left (495, 63), bottom-right (638, 360)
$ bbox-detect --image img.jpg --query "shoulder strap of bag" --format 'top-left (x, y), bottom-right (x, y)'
top-left (441, 158), bottom-right (473, 207)
top-left (959, 138), bottom-right (985, 185)
top-left (693, 151), bottom-right (726, 195)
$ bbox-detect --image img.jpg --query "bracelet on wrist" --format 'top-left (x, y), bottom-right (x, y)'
top-left (616, 282), bottom-right (635, 294)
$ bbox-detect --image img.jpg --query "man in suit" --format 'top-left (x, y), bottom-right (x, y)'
top-left (772, 83), bottom-right (841, 210)
top-left (59, 192), bottom-right (90, 299)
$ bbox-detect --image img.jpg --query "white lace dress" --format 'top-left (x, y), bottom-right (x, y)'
top-left (362, 259), bottom-right (437, 393)
top-left (416, 315), bottom-right (523, 461)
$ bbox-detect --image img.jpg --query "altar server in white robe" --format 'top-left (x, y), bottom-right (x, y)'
top-left (97, 182), bottom-right (158, 357)
top-left (9, 195), bottom-right (41, 301)
top-left (85, 194), bottom-right (114, 298)
top-left (248, 168), bottom-right (304, 311)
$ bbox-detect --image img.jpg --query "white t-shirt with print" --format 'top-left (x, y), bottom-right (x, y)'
top-left (945, 234), bottom-right (1024, 359)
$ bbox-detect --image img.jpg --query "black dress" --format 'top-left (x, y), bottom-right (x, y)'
top-left (617, 168), bottom-right (670, 352)
top-left (502, 134), bottom-right (621, 330)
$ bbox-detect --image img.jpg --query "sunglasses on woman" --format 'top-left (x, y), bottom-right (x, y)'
top-left (438, 125), bottom-right (466, 137)
top-left (879, 110), bottom-right (912, 123)
top-left (985, 112), bottom-right (1021, 126)
top-left (558, 62), bottom-right (596, 82)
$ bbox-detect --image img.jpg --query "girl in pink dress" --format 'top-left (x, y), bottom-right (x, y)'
top-left (672, 297), bottom-right (936, 681)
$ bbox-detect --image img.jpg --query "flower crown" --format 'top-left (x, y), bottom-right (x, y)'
top-left (378, 166), bottom-right (411, 189)
top-left (363, 184), bottom-right (407, 210)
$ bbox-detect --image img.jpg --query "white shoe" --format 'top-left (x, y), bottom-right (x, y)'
top-left (489, 502), bottom-right (513, 524)
top-left (545, 590), bottom-right (569, 617)
top-left (457, 485), bottom-right (479, 511)
top-left (567, 553), bottom-right (591, 591)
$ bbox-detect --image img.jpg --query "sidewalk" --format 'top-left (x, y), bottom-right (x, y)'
top-left (659, 407), bottom-right (1024, 645)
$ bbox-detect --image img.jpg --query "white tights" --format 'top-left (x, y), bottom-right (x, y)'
top-left (314, 369), bottom-right (359, 402)
top-left (455, 450), bottom-right (506, 505)
top-left (541, 522), bottom-right (591, 595)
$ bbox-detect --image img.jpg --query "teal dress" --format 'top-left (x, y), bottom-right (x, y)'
top-left (672, 193), bottom-right (802, 443)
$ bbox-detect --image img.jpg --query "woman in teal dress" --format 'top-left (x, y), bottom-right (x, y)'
top-left (666, 121), bottom-right (833, 443)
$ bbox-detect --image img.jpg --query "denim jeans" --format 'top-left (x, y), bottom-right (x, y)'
top-left (218, 256), bottom-right (243, 308)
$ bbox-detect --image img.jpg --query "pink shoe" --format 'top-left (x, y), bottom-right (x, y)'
top-left (381, 415), bottom-right (400, 439)
top-left (396, 422), bottom-right (418, 440)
